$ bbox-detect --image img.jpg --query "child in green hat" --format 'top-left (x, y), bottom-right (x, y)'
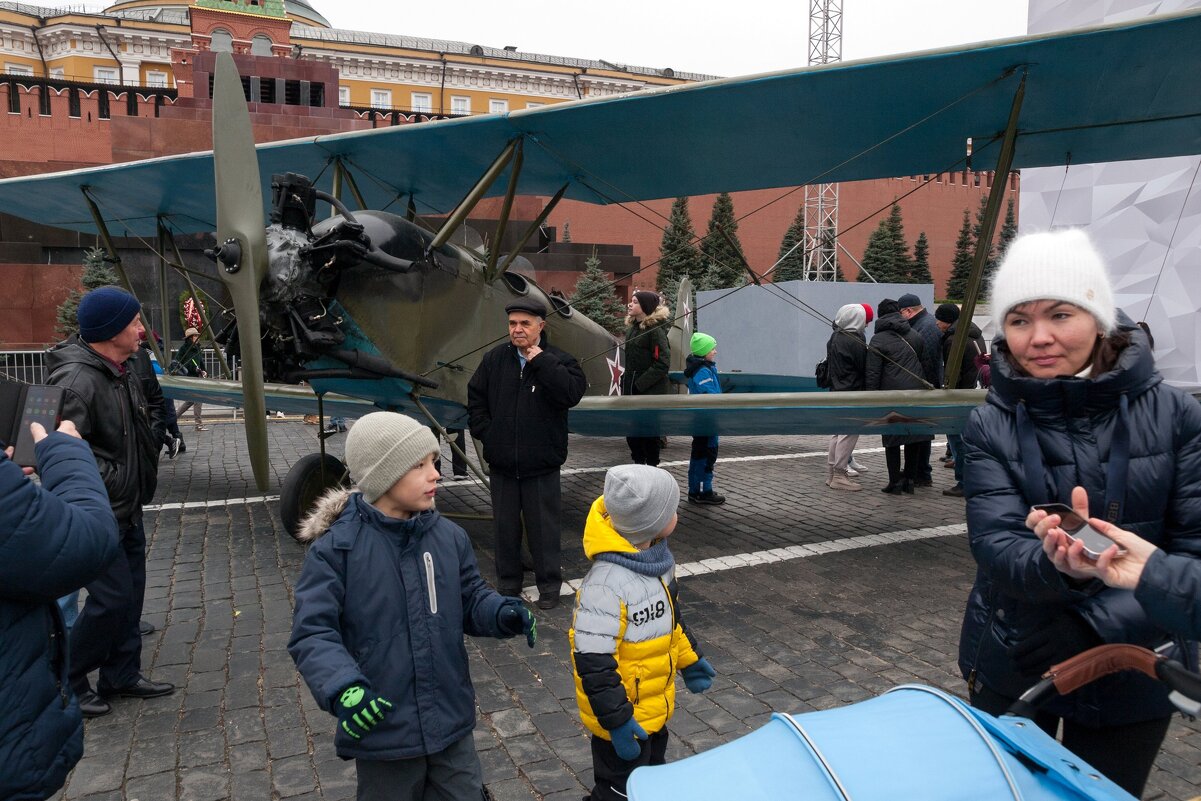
top-left (683, 332), bottom-right (725, 504)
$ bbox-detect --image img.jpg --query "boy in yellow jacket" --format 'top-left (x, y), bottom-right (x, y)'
top-left (570, 464), bottom-right (716, 800)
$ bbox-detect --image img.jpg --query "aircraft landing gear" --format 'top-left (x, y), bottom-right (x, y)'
top-left (280, 452), bottom-right (351, 542)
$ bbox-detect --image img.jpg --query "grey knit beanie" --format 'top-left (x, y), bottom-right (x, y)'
top-left (344, 412), bottom-right (440, 502)
top-left (603, 465), bottom-right (680, 544)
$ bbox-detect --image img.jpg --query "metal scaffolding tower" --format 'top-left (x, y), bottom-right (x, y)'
top-left (803, 0), bottom-right (842, 280)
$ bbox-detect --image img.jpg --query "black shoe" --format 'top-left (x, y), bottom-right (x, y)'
top-left (166, 437), bottom-right (181, 459)
top-left (913, 478), bottom-right (933, 488)
top-left (901, 479), bottom-right (915, 494)
top-left (687, 492), bottom-right (701, 504)
top-left (881, 482), bottom-right (902, 494)
top-left (139, 619), bottom-right (156, 636)
top-left (694, 490), bottom-right (726, 505)
top-left (100, 675), bottom-right (175, 699)
top-left (177, 439), bottom-right (186, 454)
top-left (537, 594), bottom-right (560, 610)
top-left (77, 690), bottom-right (111, 718)
top-left (942, 484), bottom-right (965, 497)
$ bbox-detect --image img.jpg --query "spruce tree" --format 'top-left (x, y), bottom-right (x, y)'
top-left (56, 247), bottom-right (120, 339)
top-left (656, 197), bottom-right (703, 293)
top-left (860, 203), bottom-right (910, 283)
top-left (996, 198), bottom-right (1018, 263)
top-left (885, 203), bottom-right (911, 280)
top-left (699, 193), bottom-right (747, 289)
top-left (945, 208), bottom-right (975, 300)
top-left (570, 250), bottom-right (625, 336)
top-left (772, 204), bottom-right (806, 282)
top-left (971, 195), bottom-right (997, 275)
top-left (909, 231), bottom-right (932, 284)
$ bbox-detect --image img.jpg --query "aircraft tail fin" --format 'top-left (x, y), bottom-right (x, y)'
top-left (668, 277), bottom-right (695, 374)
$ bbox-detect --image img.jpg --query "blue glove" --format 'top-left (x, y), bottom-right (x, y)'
top-left (681, 658), bottom-right (716, 694)
top-left (497, 600), bottom-right (537, 648)
top-left (335, 685), bottom-right (393, 740)
top-left (608, 717), bottom-right (648, 761)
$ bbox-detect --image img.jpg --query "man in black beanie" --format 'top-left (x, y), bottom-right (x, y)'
top-left (45, 286), bottom-right (173, 718)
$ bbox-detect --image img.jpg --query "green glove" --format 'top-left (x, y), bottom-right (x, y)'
top-left (498, 600), bottom-right (537, 648)
top-left (336, 685), bottom-right (393, 740)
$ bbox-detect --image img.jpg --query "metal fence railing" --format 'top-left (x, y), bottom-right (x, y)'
top-left (0, 348), bottom-right (231, 384)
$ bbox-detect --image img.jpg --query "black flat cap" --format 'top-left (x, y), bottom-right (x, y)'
top-left (505, 298), bottom-right (547, 318)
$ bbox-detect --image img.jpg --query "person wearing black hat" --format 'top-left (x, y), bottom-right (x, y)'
top-left (45, 286), bottom-right (173, 718)
top-left (468, 297), bottom-right (587, 609)
top-left (622, 290), bottom-right (673, 466)
top-left (934, 302), bottom-right (987, 497)
top-left (865, 298), bottom-right (932, 494)
top-left (897, 293), bottom-right (942, 486)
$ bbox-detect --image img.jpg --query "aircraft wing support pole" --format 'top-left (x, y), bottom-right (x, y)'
top-left (338, 160), bottom-right (369, 211)
top-left (156, 218), bottom-right (173, 362)
top-left (429, 139), bottom-right (519, 252)
top-left (408, 392), bottom-right (492, 492)
top-left (485, 139), bottom-right (525, 280)
top-left (496, 182), bottom-right (570, 277)
top-left (945, 72), bottom-right (1025, 389)
top-left (81, 188), bottom-right (165, 366)
top-left (330, 159), bottom-right (343, 219)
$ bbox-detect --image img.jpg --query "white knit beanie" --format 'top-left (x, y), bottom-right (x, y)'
top-left (990, 229), bottom-right (1116, 334)
top-left (344, 412), bottom-right (440, 502)
top-left (603, 465), bottom-right (680, 544)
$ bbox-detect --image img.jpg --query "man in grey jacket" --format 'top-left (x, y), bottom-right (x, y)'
top-left (46, 286), bottom-right (173, 718)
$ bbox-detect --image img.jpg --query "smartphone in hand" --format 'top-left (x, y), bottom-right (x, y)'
top-left (1032, 502), bottom-right (1126, 560)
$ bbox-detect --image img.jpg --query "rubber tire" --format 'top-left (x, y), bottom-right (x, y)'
top-left (281, 452), bottom-right (351, 542)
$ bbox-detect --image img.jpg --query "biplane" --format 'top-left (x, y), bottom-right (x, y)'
top-left (0, 8), bottom-right (1199, 532)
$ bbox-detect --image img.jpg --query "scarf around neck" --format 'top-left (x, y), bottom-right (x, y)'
top-left (595, 539), bottom-right (675, 576)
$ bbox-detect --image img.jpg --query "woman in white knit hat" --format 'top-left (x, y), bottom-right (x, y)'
top-left (957, 228), bottom-right (1201, 797)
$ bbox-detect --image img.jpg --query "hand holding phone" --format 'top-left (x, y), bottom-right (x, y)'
top-left (1031, 502), bottom-right (1127, 560)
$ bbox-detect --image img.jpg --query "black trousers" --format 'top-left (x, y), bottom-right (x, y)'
top-left (588, 727), bottom-right (669, 801)
top-left (970, 683), bottom-right (1170, 797)
top-left (627, 436), bottom-right (662, 466)
top-left (70, 519), bottom-right (146, 694)
top-left (490, 470), bottom-right (562, 597)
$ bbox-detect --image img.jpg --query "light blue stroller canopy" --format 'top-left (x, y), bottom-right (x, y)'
top-left (628, 685), bottom-right (1134, 800)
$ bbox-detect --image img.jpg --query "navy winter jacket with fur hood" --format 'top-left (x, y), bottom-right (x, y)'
top-left (958, 318), bottom-right (1201, 726)
top-left (0, 434), bottom-right (118, 801)
top-left (288, 490), bottom-right (512, 760)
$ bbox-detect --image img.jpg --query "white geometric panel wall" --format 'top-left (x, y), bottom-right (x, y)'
top-left (1023, 0), bottom-right (1201, 390)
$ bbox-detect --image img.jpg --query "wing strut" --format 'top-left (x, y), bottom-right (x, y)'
top-left (944, 73), bottom-right (1026, 388)
top-left (495, 182), bottom-right (570, 278)
top-left (161, 218), bottom-right (233, 380)
top-left (428, 139), bottom-right (519, 251)
top-left (80, 188), bottom-right (165, 366)
top-left (484, 139), bottom-right (525, 280)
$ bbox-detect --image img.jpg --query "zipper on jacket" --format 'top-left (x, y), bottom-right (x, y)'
top-left (634, 675), bottom-right (641, 704)
top-left (423, 552), bottom-right (438, 614)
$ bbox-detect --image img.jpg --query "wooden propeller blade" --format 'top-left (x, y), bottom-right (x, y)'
top-left (212, 53), bottom-right (270, 491)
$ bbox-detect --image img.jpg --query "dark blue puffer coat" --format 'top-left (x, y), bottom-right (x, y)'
top-left (0, 434), bottom-right (118, 801)
top-left (288, 491), bottom-right (511, 760)
top-left (958, 319), bottom-right (1201, 726)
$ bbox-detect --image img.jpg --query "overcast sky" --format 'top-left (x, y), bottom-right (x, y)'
top-left (325, 1), bottom-right (1029, 78)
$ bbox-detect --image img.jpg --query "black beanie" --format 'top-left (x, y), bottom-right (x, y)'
top-left (877, 299), bottom-right (900, 318)
top-left (634, 290), bottom-right (660, 316)
top-left (935, 303), bottom-right (961, 324)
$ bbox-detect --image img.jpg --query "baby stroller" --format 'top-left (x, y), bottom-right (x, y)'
top-left (628, 645), bottom-right (1201, 800)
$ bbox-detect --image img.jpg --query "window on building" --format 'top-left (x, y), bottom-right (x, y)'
top-left (50, 67), bottom-right (65, 79)
top-left (4, 63), bottom-right (34, 76)
top-left (370, 89), bottom-right (392, 109)
top-left (411, 92), bottom-right (432, 113)
top-left (250, 35), bottom-right (273, 57)
top-left (210, 29), bottom-right (233, 53)
top-left (489, 98), bottom-right (508, 114)
top-left (338, 86), bottom-right (350, 106)
top-left (146, 71), bottom-right (168, 88)
top-left (94, 66), bottom-right (119, 85)
top-left (450, 95), bottom-right (470, 115)
top-left (525, 102), bottom-right (545, 109)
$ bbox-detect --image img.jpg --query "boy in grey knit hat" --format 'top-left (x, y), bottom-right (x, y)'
top-left (288, 412), bottom-right (537, 801)
top-left (570, 464), bottom-right (715, 801)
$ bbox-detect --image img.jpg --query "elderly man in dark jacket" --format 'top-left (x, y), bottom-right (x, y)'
top-left (467, 298), bottom-right (587, 609)
top-left (45, 286), bottom-right (172, 719)
top-left (865, 299), bottom-right (932, 494)
top-left (898, 293), bottom-right (941, 486)
top-left (1, 422), bottom-right (118, 801)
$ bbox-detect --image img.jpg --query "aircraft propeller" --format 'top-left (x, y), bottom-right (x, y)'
top-left (210, 52), bottom-right (271, 491)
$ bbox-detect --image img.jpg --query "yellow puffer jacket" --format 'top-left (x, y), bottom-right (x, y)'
top-left (569, 496), bottom-right (702, 739)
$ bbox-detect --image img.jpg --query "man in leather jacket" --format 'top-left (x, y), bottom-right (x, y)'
top-left (45, 286), bottom-right (174, 718)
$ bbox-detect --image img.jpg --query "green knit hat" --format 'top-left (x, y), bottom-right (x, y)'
top-left (690, 332), bottom-right (717, 357)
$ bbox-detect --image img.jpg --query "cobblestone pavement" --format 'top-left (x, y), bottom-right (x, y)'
top-left (53, 421), bottom-right (1201, 801)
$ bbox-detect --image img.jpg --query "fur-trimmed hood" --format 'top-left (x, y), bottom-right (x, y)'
top-left (624, 303), bottom-right (672, 331)
top-left (297, 487), bottom-right (355, 544)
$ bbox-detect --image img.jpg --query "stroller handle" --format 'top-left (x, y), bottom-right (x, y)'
top-left (1008, 643), bottom-right (1196, 715)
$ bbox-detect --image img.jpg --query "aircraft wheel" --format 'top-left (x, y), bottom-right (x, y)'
top-left (281, 452), bottom-right (351, 542)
